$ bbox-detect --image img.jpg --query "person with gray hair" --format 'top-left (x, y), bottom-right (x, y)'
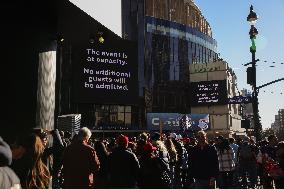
top-left (77, 127), bottom-right (92, 141)
top-left (63, 127), bottom-right (100, 189)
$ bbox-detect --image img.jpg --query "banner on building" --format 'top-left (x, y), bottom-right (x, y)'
top-left (73, 40), bottom-right (138, 104)
top-left (190, 80), bottom-right (227, 106)
top-left (147, 113), bottom-right (210, 131)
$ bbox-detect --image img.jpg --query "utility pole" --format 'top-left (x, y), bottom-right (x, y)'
top-left (247, 5), bottom-right (261, 141)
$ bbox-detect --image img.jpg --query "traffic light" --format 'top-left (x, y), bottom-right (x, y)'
top-left (247, 67), bottom-right (255, 85)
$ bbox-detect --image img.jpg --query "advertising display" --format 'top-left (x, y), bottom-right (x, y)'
top-left (73, 40), bottom-right (138, 104)
top-left (190, 80), bottom-right (227, 106)
top-left (147, 113), bottom-right (210, 131)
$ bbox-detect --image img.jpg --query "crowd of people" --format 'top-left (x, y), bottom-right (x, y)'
top-left (1, 127), bottom-right (284, 189)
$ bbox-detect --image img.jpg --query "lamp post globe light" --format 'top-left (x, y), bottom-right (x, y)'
top-left (247, 5), bottom-right (262, 141)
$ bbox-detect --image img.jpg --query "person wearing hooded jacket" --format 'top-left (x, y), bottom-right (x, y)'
top-left (0, 136), bottom-right (21, 189)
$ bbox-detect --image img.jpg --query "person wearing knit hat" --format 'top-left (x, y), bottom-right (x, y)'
top-left (108, 134), bottom-right (140, 189)
top-left (116, 134), bottom-right (129, 148)
top-left (169, 133), bottom-right (177, 139)
top-left (182, 137), bottom-right (190, 144)
top-left (0, 136), bottom-right (21, 189)
top-left (176, 134), bottom-right (183, 141)
top-left (151, 132), bottom-right (161, 141)
top-left (138, 142), bottom-right (172, 189)
top-left (143, 142), bottom-right (157, 154)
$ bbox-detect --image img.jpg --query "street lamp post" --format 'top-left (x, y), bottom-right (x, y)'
top-left (247, 5), bottom-right (262, 141)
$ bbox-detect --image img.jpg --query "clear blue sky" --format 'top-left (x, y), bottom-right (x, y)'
top-left (194, 0), bottom-right (284, 129)
top-left (70, 0), bottom-right (284, 129)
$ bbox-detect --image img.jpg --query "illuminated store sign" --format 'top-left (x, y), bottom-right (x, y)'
top-left (147, 113), bottom-right (210, 131)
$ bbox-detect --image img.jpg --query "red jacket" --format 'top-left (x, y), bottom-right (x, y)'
top-left (63, 141), bottom-right (100, 189)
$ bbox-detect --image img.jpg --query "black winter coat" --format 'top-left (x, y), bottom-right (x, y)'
top-left (108, 147), bottom-right (140, 188)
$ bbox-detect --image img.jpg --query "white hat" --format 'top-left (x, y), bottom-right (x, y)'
top-left (177, 134), bottom-right (183, 140)
top-left (169, 133), bottom-right (177, 139)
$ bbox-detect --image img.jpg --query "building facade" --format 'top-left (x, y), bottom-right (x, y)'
top-left (2, 0), bottom-right (221, 137)
top-left (189, 61), bottom-right (244, 137)
top-left (1, 0), bottom-right (142, 137)
top-left (57, 1), bottom-right (140, 131)
top-left (122, 0), bottom-right (218, 117)
top-left (271, 109), bottom-right (284, 133)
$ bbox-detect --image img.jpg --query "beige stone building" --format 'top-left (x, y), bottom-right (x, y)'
top-left (189, 61), bottom-right (245, 137)
top-left (271, 109), bottom-right (284, 133)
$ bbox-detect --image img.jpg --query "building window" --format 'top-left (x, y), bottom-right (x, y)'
top-left (94, 105), bottom-right (133, 130)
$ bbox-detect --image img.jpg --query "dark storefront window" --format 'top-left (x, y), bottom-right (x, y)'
top-left (79, 105), bottom-right (135, 130)
top-left (125, 106), bottom-right (131, 127)
top-left (95, 105), bottom-right (109, 129)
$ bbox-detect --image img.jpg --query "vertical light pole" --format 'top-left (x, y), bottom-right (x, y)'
top-left (247, 5), bottom-right (261, 141)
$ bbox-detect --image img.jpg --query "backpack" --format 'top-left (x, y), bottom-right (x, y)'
top-left (239, 144), bottom-right (255, 161)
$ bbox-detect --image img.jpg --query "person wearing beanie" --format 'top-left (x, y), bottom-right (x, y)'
top-left (108, 134), bottom-right (140, 189)
top-left (138, 142), bottom-right (172, 189)
top-left (151, 132), bottom-right (161, 142)
top-left (0, 136), bottom-right (21, 189)
top-left (116, 134), bottom-right (129, 148)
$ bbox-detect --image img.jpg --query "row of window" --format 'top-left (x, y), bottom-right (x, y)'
top-left (146, 22), bottom-right (217, 52)
top-left (77, 105), bottom-right (137, 130)
top-left (145, 17), bottom-right (217, 47)
top-left (145, 33), bottom-right (218, 85)
top-left (145, 0), bottom-right (213, 36)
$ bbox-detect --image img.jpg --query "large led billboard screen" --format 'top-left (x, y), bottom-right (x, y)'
top-left (72, 40), bottom-right (138, 104)
top-left (147, 113), bottom-right (210, 131)
top-left (190, 80), bottom-right (227, 106)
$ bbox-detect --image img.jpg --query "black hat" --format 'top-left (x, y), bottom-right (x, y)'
top-left (39, 131), bottom-right (48, 139)
top-left (151, 132), bottom-right (160, 141)
top-left (0, 137), bottom-right (12, 166)
top-left (217, 135), bottom-right (224, 140)
top-left (277, 141), bottom-right (284, 151)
